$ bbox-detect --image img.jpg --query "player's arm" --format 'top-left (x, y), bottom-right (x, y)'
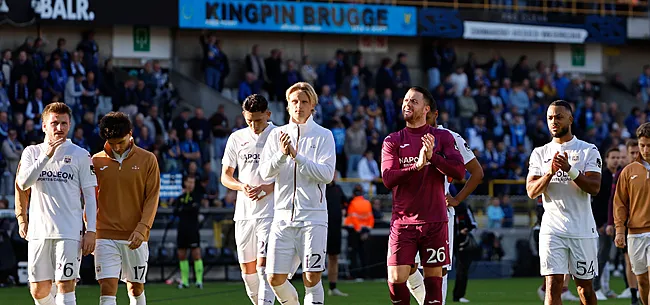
top-left (294, 132), bottom-right (336, 184)
top-left (613, 169), bottom-right (630, 236)
top-left (380, 137), bottom-right (420, 189)
top-left (569, 147), bottom-right (602, 196)
top-left (14, 161), bottom-right (31, 238)
top-left (259, 130), bottom-right (286, 180)
top-left (221, 166), bottom-right (245, 191)
top-left (526, 149), bottom-right (553, 199)
top-left (16, 146), bottom-right (48, 190)
top-left (430, 132), bottom-right (465, 180)
top-left (454, 158), bottom-right (484, 203)
top-left (134, 156), bottom-right (161, 241)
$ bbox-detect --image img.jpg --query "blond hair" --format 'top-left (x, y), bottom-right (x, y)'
top-left (285, 82), bottom-right (318, 108)
top-left (42, 102), bottom-right (72, 120)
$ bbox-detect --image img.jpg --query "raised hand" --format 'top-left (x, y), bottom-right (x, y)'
top-left (422, 134), bottom-right (435, 161)
top-left (553, 151), bottom-right (571, 172)
top-left (46, 137), bottom-right (66, 158)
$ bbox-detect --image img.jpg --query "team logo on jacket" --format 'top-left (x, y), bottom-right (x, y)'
top-left (64, 155), bottom-right (72, 164)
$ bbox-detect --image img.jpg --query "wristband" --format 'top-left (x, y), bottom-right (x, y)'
top-left (568, 166), bottom-right (580, 180)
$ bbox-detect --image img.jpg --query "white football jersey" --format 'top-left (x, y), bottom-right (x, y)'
top-left (222, 123), bottom-right (276, 221)
top-left (438, 126), bottom-right (475, 219)
top-left (19, 140), bottom-right (97, 241)
top-left (528, 137), bottom-right (601, 238)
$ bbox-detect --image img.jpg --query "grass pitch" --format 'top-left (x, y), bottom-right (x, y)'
top-left (1, 277), bottom-right (637, 304)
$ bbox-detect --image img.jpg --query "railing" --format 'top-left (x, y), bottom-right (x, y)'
top-left (288, 0), bottom-right (648, 17)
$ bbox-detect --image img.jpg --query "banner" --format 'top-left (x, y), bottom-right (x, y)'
top-left (33, 0), bottom-right (177, 26)
top-left (419, 8), bottom-right (625, 45)
top-left (179, 0), bottom-right (417, 36)
top-left (463, 21), bottom-right (588, 44)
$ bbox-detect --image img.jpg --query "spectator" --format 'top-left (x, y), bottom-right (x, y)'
top-left (424, 40), bottom-right (442, 90)
top-left (1, 128), bottom-right (23, 195)
top-left (26, 87), bottom-right (44, 125)
top-left (77, 30), bottom-right (99, 70)
top-left (475, 85), bottom-right (492, 116)
top-left (344, 186), bottom-right (374, 279)
top-left (325, 172), bottom-right (348, 296)
top-left (509, 114), bottom-right (527, 148)
top-left (135, 126), bottom-right (154, 151)
top-left (12, 51), bottom-right (34, 85)
top-left (164, 128), bottom-right (182, 173)
top-left (508, 82), bottom-right (529, 115)
top-left (464, 52), bottom-right (480, 88)
top-left (279, 60), bottom-right (303, 93)
top-left (375, 57), bottom-right (393, 94)
top-left (487, 197), bottom-right (505, 228)
top-left (501, 195), bottom-right (514, 228)
top-left (320, 59), bottom-right (339, 94)
top-left (361, 87), bottom-right (382, 119)
top-left (372, 198), bottom-right (384, 222)
top-left (440, 42), bottom-right (457, 76)
top-left (65, 72), bottom-right (86, 124)
top-left (221, 189), bottom-right (236, 209)
top-left (392, 52), bottom-right (411, 85)
top-left (0, 112), bottom-right (9, 142)
top-left (145, 105), bottom-right (167, 142)
top-left (319, 85), bottom-right (336, 126)
top-left (135, 79), bottom-right (153, 114)
top-left (238, 72), bottom-right (259, 103)
top-left (151, 60), bottom-right (169, 94)
top-left (245, 44), bottom-right (266, 87)
top-left (335, 49), bottom-right (349, 86)
top-left (300, 55), bottom-right (318, 86)
top-left (139, 61), bottom-right (157, 90)
top-left (357, 150), bottom-right (380, 194)
top-left (100, 58), bottom-right (118, 101)
top-left (21, 119), bottom-right (43, 146)
top-left (188, 107), bottom-right (211, 163)
top-left (380, 88), bottom-right (397, 131)
top-left (199, 31), bottom-right (223, 91)
top-left (451, 66), bottom-right (469, 97)
top-left (11, 74), bottom-right (30, 104)
top-left (639, 65), bottom-right (650, 103)
top-left (51, 38), bottom-right (71, 69)
top-left (209, 104), bottom-right (229, 165)
top-left (50, 58), bottom-right (68, 100)
top-left (330, 119), bottom-right (346, 176)
top-left (458, 87), bottom-right (477, 128)
top-left (0, 79), bottom-right (9, 112)
top-left (72, 125), bottom-right (91, 152)
top-left (342, 65), bottom-right (365, 107)
top-left (1, 49), bottom-right (12, 87)
top-left (511, 55), bottom-right (530, 83)
top-left (31, 38), bottom-right (46, 74)
top-left (69, 51), bottom-right (86, 77)
top-left (392, 67), bottom-right (409, 101)
top-left (82, 70), bottom-right (99, 111)
top-left (264, 49), bottom-right (283, 100)
top-left (356, 55), bottom-right (373, 88)
top-left (344, 116), bottom-right (367, 178)
top-left (79, 111), bottom-right (100, 152)
top-left (486, 51), bottom-right (508, 82)
top-left (180, 128), bottom-right (201, 166)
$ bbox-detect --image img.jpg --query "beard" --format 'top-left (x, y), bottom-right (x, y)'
top-left (552, 126), bottom-right (570, 138)
top-left (404, 110), bottom-right (424, 124)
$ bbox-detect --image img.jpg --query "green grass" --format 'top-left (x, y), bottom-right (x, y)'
top-left (1, 277), bottom-right (638, 304)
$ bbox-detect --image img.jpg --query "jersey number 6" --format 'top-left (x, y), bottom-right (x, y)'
top-left (426, 247), bottom-right (446, 264)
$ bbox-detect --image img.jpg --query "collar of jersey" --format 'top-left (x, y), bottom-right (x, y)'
top-left (288, 115), bottom-right (315, 133)
top-left (248, 122), bottom-right (275, 138)
top-left (549, 136), bottom-right (577, 148)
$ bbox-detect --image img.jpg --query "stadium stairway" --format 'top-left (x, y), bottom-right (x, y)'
top-left (169, 70), bottom-right (242, 120)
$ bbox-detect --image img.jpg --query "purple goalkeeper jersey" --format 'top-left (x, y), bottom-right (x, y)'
top-left (381, 124), bottom-right (465, 225)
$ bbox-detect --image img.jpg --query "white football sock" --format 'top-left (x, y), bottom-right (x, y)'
top-left (55, 292), bottom-right (76, 305)
top-left (442, 274), bottom-right (448, 305)
top-left (35, 294), bottom-right (56, 305)
top-left (129, 292), bottom-right (146, 305)
top-left (271, 280), bottom-right (299, 305)
top-left (257, 267), bottom-right (275, 305)
top-left (242, 272), bottom-right (260, 305)
top-left (406, 271), bottom-right (425, 305)
top-left (99, 296), bottom-right (117, 305)
top-left (304, 280), bottom-right (325, 305)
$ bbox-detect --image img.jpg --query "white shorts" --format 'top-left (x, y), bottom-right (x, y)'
top-left (235, 218), bottom-right (273, 264)
top-left (94, 239), bottom-right (149, 283)
top-left (539, 234), bottom-right (598, 280)
top-left (412, 207), bottom-right (455, 270)
top-left (267, 222), bottom-right (327, 274)
top-left (627, 233), bottom-right (650, 275)
top-left (28, 239), bottom-right (81, 283)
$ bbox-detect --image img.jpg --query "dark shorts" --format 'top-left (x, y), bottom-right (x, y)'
top-left (388, 222), bottom-right (449, 267)
top-left (177, 228), bottom-right (200, 249)
top-left (327, 224), bottom-right (342, 255)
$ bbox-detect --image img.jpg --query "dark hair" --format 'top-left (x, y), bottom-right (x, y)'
top-left (626, 139), bottom-right (638, 149)
top-left (605, 147), bottom-right (619, 159)
top-left (636, 122), bottom-right (650, 140)
top-left (99, 112), bottom-right (132, 140)
top-left (549, 100), bottom-right (573, 116)
top-left (242, 94), bottom-right (269, 113)
top-left (409, 86), bottom-right (437, 111)
top-left (183, 175), bottom-right (196, 184)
